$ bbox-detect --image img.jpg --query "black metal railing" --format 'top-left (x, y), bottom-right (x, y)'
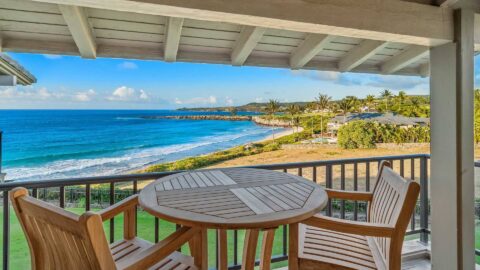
top-left (0, 154), bottom-right (430, 270)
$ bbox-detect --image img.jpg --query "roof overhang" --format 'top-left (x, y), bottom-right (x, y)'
top-left (0, 0), bottom-right (478, 77)
top-left (0, 53), bottom-right (36, 86)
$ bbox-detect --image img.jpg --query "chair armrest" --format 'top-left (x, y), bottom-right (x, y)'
top-left (98, 194), bottom-right (138, 222)
top-left (118, 226), bottom-right (201, 270)
top-left (303, 215), bottom-right (394, 238)
top-left (325, 189), bottom-right (373, 201)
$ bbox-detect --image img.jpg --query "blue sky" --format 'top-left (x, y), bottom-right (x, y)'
top-left (0, 53), bottom-right (479, 109)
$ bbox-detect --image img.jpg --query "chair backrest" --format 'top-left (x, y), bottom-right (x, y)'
top-left (367, 161), bottom-right (420, 270)
top-left (10, 187), bottom-right (116, 270)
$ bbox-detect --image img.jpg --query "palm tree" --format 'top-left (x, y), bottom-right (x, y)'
top-left (316, 94), bottom-right (331, 141)
top-left (365, 94), bottom-right (375, 112)
top-left (409, 97), bottom-right (421, 117)
top-left (346, 96), bottom-right (358, 112)
top-left (380, 89), bottom-right (393, 112)
top-left (397, 91), bottom-right (407, 111)
top-left (338, 98), bottom-right (354, 123)
top-left (286, 104), bottom-right (300, 134)
top-left (265, 99), bottom-right (280, 142)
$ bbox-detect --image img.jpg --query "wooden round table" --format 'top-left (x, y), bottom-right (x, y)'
top-left (139, 168), bottom-right (328, 270)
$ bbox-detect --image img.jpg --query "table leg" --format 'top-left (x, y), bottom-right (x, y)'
top-left (288, 223), bottom-right (299, 270)
top-left (260, 228), bottom-right (276, 270)
top-left (190, 228), bottom-right (208, 270)
top-left (217, 229), bottom-right (228, 270)
top-left (241, 229), bottom-right (259, 270)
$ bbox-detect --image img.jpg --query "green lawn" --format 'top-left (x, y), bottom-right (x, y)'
top-left (476, 222), bottom-right (480, 264)
top-left (0, 207), bottom-right (288, 269)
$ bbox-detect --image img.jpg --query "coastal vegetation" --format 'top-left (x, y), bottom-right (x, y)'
top-left (338, 121), bottom-right (430, 149)
top-left (142, 88), bottom-right (478, 172)
top-left (142, 90), bottom-right (434, 172)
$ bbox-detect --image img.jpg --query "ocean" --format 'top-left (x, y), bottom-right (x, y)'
top-left (0, 110), bottom-right (279, 181)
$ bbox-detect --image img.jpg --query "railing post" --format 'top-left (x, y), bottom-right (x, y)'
top-left (326, 164), bottom-right (333, 216)
top-left (3, 190), bottom-right (9, 270)
top-left (109, 182), bottom-right (115, 243)
top-left (419, 156), bottom-right (429, 244)
top-left (0, 131), bottom-right (5, 183)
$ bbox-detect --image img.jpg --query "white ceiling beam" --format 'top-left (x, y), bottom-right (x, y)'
top-left (58, 5), bottom-right (96, 59)
top-left (31, 0), bottom-right (454, 47)
top-left (231, 26), bottom-right (266, 66)
top-left (290, 34), bottom-right (333, 69)
top-left (381, 45), bottom-right (429, 74)
top-left (338, 40), bottom-right (388, 72)
top-left (2, 38), bottom-right (423, 76)
top-left (419, 63), bottom-right (430, 77)
top-left (164, 17), bottom-right (184, 62)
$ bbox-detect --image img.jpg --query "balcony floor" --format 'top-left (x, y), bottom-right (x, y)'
top-left (276, 240), bottom-right (432, 270)
top-left (276, 257), bottom-right (431, 270)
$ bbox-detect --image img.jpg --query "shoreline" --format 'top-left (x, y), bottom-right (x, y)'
top-left (255, 127), bottom-right (304, 143)
top-left (135, 126), bottom-right (297, 173)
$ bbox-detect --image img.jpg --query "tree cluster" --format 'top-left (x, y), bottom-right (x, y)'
top-left (338, 120), bottom-right (430, 149)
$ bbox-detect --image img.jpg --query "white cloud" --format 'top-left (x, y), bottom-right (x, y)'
top-left (174, 96), bottom-right (217, 105)
top-left (225, 96), bottom-right (234, 105)
top-left (0, 86), bottom-right (61, 100)
top-left (291, 69), bottom-right (428, 91)
top-left (43, 54), bottom-right (62, 60)
top-left (73, 89), bottom-right (96, 102)
top-left (254, 97), bottom-right (264, 103)
top-left (291, 70), bottom-right (340, 82)
top-left (118, 61), bottom-right (138, 70)
top-left (139, 89), bottom-right (149, 100)
top-left (107, 86), bottom-right (150, 102)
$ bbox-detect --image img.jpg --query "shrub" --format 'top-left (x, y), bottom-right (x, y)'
top-left (338, 121), bottom-right (376, 149)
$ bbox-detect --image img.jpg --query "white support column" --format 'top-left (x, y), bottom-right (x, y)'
top-left (430, 7), bottom-right (475, 270)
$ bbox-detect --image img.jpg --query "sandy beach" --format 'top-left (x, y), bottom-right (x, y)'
top-left (256, 127), bottom-right (304, 143)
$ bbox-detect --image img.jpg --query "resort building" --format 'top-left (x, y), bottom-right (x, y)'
top-left (0, 53), bottom-right (36, 86)
top-left (0, 0), bottom-right (478, 270)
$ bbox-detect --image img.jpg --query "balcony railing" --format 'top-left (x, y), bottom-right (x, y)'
top-left (0, 153), bottom-right (431, 270)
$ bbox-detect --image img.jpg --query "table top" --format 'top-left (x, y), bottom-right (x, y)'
top-left (139, 168), bottom-right (328, 229)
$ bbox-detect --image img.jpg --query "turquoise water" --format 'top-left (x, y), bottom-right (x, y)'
top-left (0, 110), bottom-right (277, 181)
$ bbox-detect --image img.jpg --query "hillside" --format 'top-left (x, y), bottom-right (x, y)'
top-left (177, 101), bottom-right (311, 112)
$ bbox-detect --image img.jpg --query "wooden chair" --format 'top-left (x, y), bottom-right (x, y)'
top-left (10, 187), bottom-right (205, 270)
top-left (290, 161), bottom-right (420, 270)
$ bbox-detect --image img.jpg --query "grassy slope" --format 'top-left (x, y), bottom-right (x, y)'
top-left (1, 207), bottom-right (288, 269)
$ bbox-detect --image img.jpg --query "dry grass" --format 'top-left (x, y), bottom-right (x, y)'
top-left (208, 145), bottom-right (431, 169)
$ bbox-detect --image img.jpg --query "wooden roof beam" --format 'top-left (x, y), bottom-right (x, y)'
top-left (290, 34), bottom-right (333, 69)
top-left (381, 45), bottom-right (429, 74)
top-left (58, 5), bottom-right (96, 59)
top-left (231, 26), bottom-right (266, 66)
top-left (164, 17), bottom-right (184, 62)
top-left (338, 40), bottom-right (388, 72)
top-left (419, 63), bottom-right (430, 77)
top-left (31, 0), bottom-right (454, 47)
